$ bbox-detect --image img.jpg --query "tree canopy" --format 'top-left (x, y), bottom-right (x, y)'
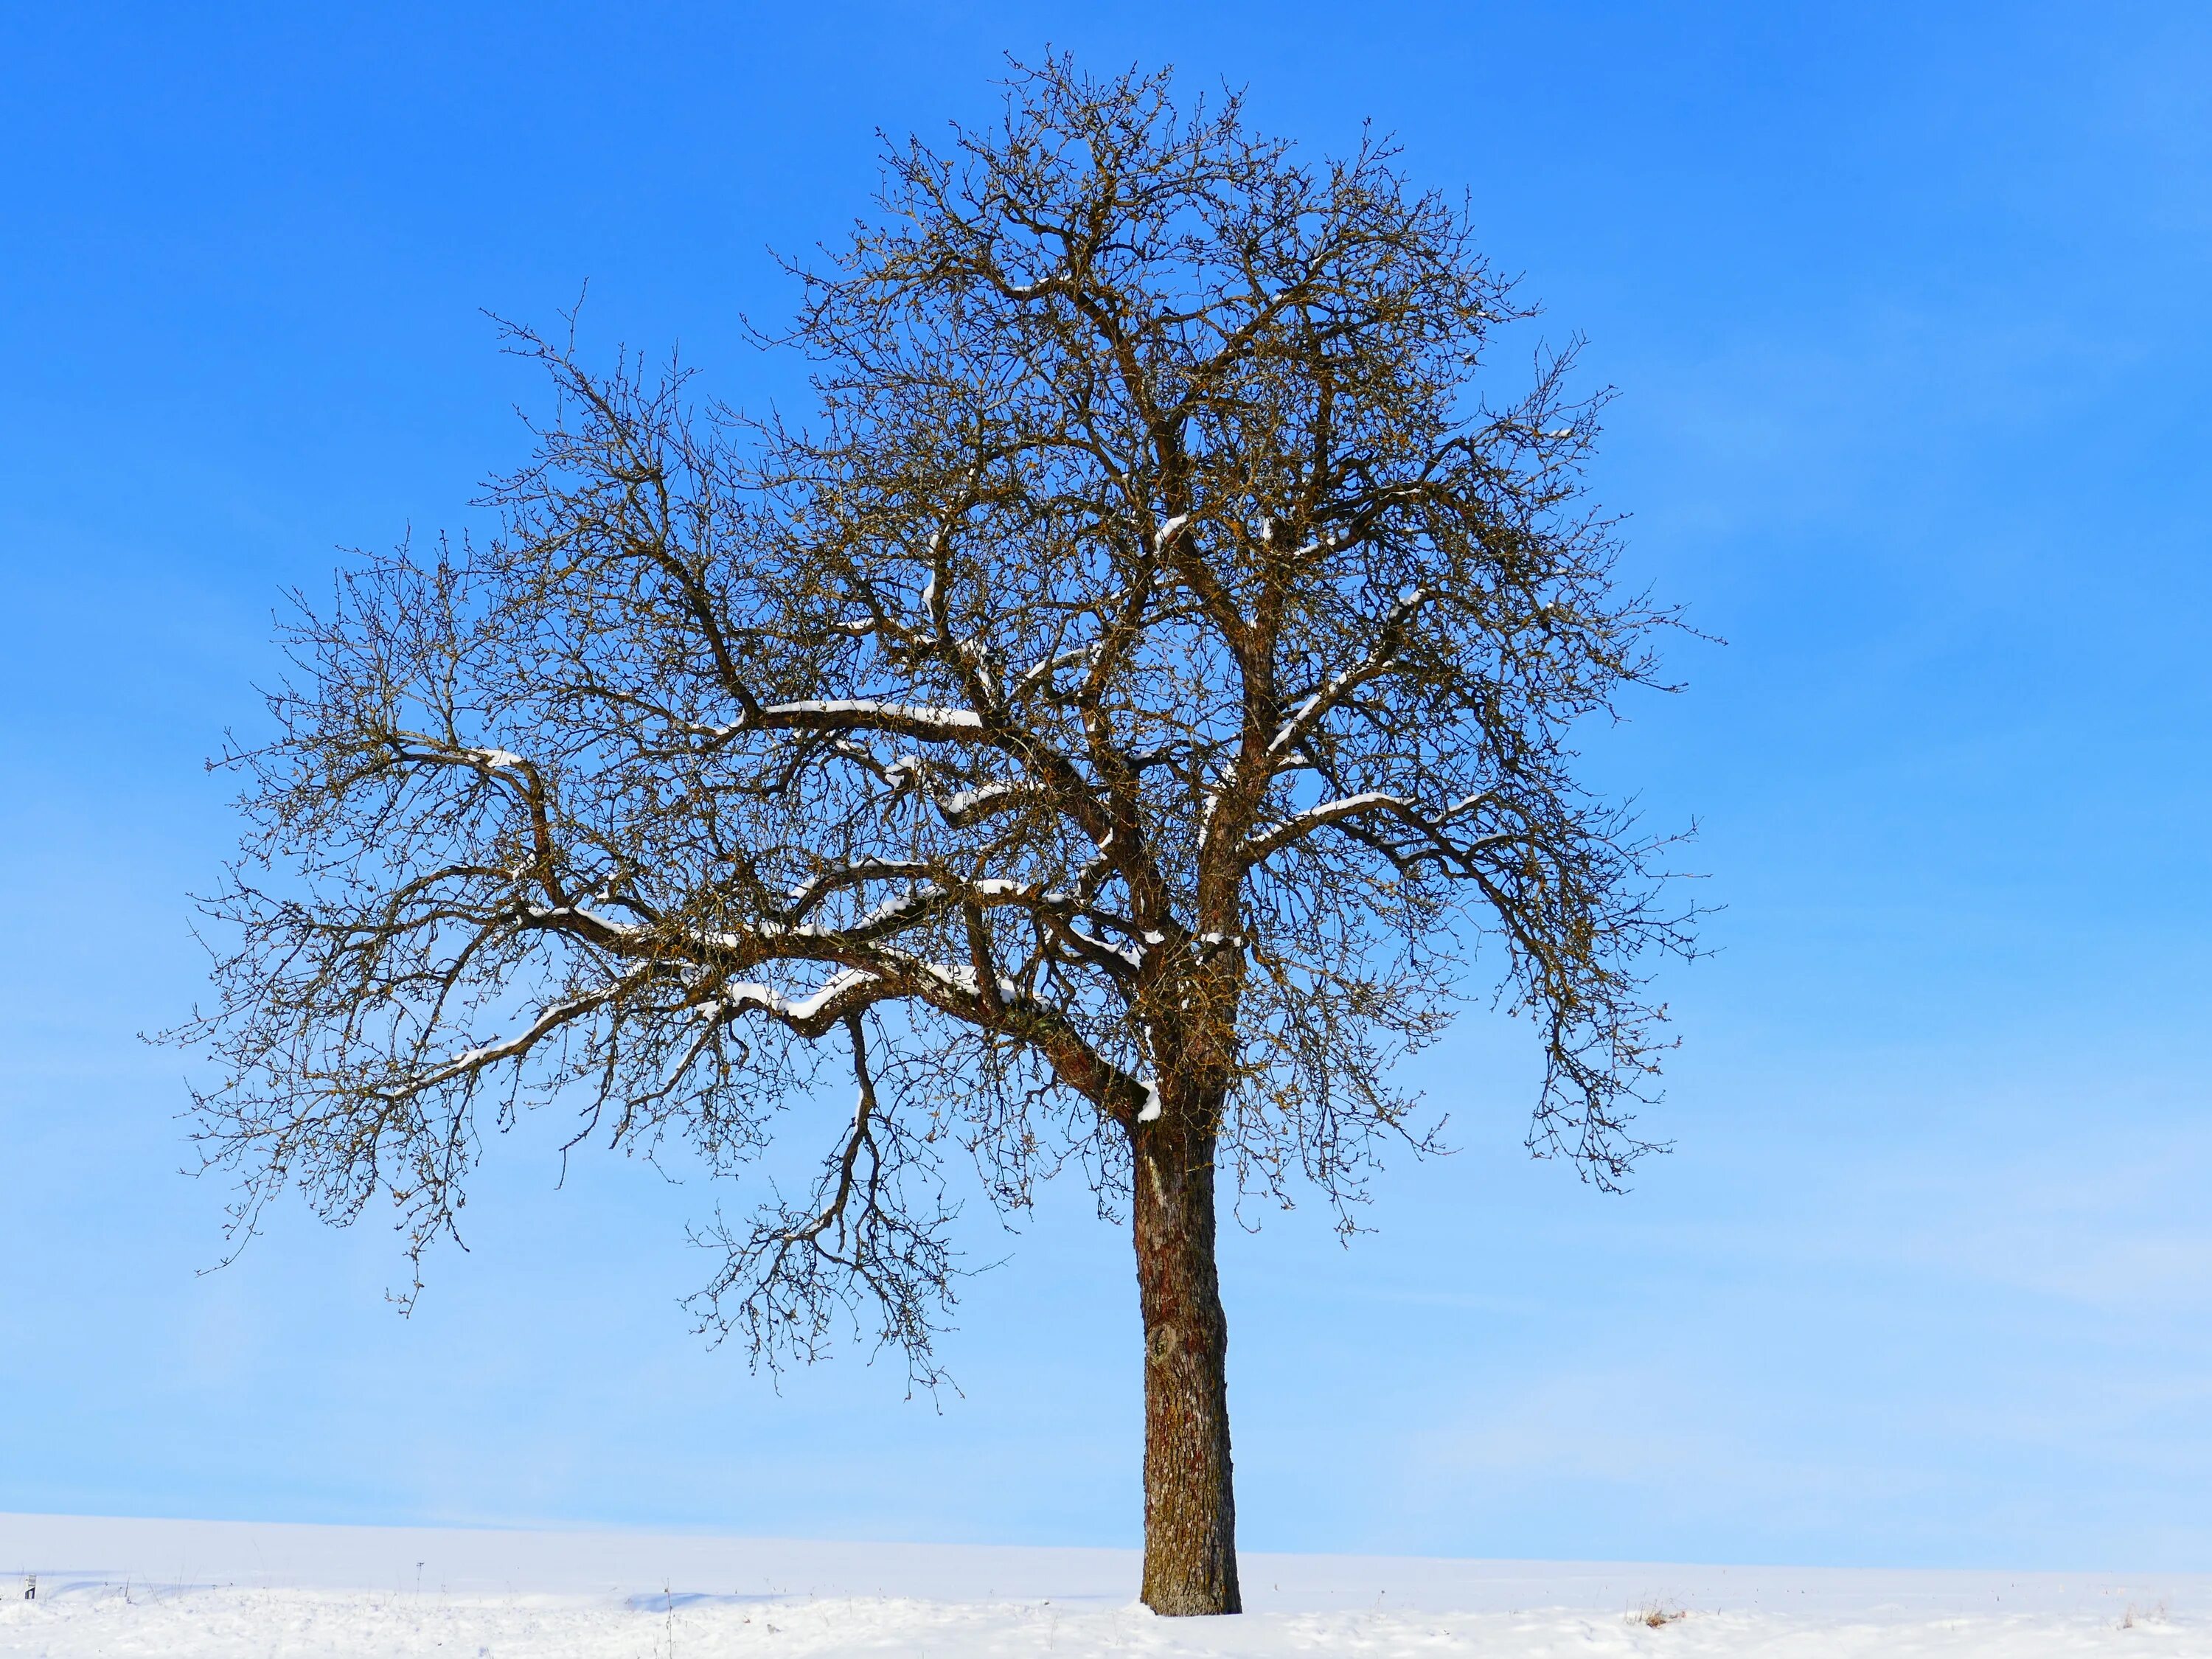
top-left (181, 58), bottom-right (1691, 1615)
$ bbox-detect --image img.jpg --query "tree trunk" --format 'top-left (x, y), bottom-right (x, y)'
top-left (1132, 1107), bottom-right (1242, 1615)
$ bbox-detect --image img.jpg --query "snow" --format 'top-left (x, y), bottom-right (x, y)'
top-left (751, 888), bottom-right (936, 943)
top-left (872, 951), bottom-right (1019, 1004)
top-left (936, 782), bottom-right (1023, 821)
top-left (709, 970), bottom-right (872, 1024)
top-left (762, 699), bottom-right (985, 731)
top-left (2, 1513), bottom-right (2206, 1658)
top-left (1012, 642), bottom-right (1098, 697)
top-left (523, 903), bottom-right (644, 938)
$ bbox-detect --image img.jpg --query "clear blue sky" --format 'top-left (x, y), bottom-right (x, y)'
top-left (6, 0), bottom-right (2211, 1571)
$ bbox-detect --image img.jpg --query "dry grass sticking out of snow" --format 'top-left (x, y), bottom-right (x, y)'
top-left (1, 1585), bottom-right (2205, 1659)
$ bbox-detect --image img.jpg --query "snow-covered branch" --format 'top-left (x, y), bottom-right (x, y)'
top-left (1241, 787), bottom-right (1506, 866)
top-left (1263, 585), bottom-right (1436, 763)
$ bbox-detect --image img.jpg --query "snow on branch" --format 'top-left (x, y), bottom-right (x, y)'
top-left (1242, 788), bottom-right (1506, 866)
top-left (1263, 585), bottom-right (1436, 763)
top-left (388, 973), bottom-right (655, 1098)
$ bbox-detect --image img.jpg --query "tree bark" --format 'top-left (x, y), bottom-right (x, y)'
top-left (1132, 1104), bottom-right (1242, 1615)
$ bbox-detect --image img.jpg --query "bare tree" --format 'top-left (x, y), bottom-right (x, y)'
top-left (180, 60), bottom-right (1691, 1616)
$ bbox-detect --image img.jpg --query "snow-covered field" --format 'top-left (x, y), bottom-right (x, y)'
top-left (0, 1512), bottom-right (2202, 1658)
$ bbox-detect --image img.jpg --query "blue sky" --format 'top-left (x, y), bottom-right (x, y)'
top-left (6, 0), bottom-right (2212, 1570)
